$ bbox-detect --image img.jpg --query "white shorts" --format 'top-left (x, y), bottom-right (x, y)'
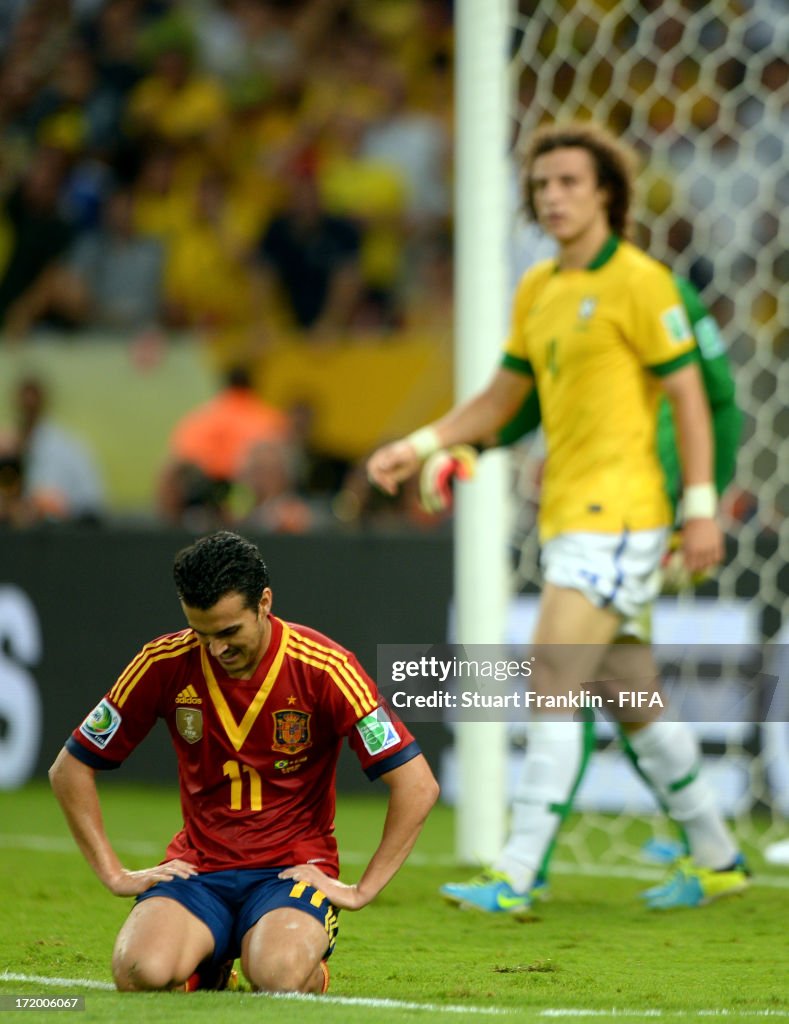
top-left (541, 528), bottom-right (668, 629)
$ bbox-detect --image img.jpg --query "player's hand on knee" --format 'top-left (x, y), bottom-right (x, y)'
top-left (278, 864), bottom-right (366, 910)
top-left (418, 445), bottom-right (478, 513)
top-left (106, 858), bottom-right (198, 896)
top-left (680, 517), bottom-right (724, 574)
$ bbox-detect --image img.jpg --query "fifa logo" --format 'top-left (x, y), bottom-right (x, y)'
top-left (176, 707), bottom-right (203, 743)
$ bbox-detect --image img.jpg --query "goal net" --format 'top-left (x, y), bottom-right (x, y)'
top-left (501, 0), bottom-right (788, 868)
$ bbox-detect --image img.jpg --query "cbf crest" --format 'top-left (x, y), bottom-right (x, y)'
top-left (272, 710), bottom-right (312, 754)
top-left (176, 707), bottom-right (203, 744)
top-left (578, 296), bottom-right (598, 320)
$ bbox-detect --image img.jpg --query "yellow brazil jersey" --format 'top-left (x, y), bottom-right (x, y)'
top-left (503, 236), bottom-right (697, 541)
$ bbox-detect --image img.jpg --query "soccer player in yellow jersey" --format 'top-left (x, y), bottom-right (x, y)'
top-left (367, 121), bottom-right (748, 912)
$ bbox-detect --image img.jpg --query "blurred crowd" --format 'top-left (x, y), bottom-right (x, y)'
top-left (1, 0), bottom-right (784, 539)
top-left (0, 0), bottom-right (454, 347)
top-left (0, 0), bottom-right (457, 530)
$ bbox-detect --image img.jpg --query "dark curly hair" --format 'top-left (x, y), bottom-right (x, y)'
top-left (173, 531), bottom-right (270, 610)
top-left (522, 121), bottom-right (638, 239)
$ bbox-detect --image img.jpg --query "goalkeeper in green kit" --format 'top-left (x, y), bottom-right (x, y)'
top-left (422, 274), bottom-right (746, 910)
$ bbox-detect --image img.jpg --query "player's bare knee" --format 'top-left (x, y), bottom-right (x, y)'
top-left (113, 961), bottom-right (170, 992)
top-left (247, 957), bottom-right (315, 994)
top-left (244, 938), bottom-right (322, 994)
top-left (112, 950), bottom-right (179, 992)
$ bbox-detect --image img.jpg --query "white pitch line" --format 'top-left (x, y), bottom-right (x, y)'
top-left (258, 990), bottom-right (511, 1015)
top-left (0, 834), bottom-right (160, 856)
top-left (4, 835), bottom-right (789, 889)
top-left (0, 972), bottom-right (114, 991)
top-left (0, 972), bottom-right (509, 1016)
top-left (544, 1011), bottom-right (789, 1019)
top-left (2, 973), bottom-right (787, 1019)
top-left (539, 1012), bottom-right (789, 1019)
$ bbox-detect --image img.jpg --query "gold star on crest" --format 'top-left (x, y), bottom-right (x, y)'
top-left (287, 695), bottom-right (297, 705)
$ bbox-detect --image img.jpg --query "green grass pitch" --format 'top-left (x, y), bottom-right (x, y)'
top-left (1, 782), bottom-right (787, 1023)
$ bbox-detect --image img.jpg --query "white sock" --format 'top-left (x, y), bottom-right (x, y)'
top-left (626, 720), bottom-right (738, 870)
top-left (495, 720), bottom-right (586, 893)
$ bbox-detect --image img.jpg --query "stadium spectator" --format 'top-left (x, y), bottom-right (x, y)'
top-left (253, 163), bottom-right (363, 340)
top-left (128, 143), bottom-right (191, 242)
top-left (318, 104), bottom-right (408, 329)
top-left (162, 169), bottom-right (256, 330)
top-left (1, 187), bottom-right (164, 336)
top-left (401, 229), bottom-right (453, 334)
top-left (0, 432), bottom-right (36, 527)
top-left (157, 365), bottom-right (291, 528)
top-left (234, 437), bottom-right (331, 533)
top-left (1, 1), bottom-right (75, 90)
top-left (188, 0), bottom-right (250, 83)
top-left (0, 145), bottom-right (73, 338)
top-left (360, 67), bottom-right (451, 229)
top-left (300, 16), bottom-right (386, 134)
top-left (0, 53), bottom-right (40, 192)
top-left (68, 186), bottom-right (164, 331)
top-left (124, 15), bottom-right (228, 147)
top-left (30, 44), bottom-right (124, 165)
top-left (13, 373), bottom-right (106, 522)
top-left (367, 120), bottom-right (749, 913)
top-left (191, 0), bottom-right (343, 88)
top-left (49, 530), bottom-right (438, 992)
top-left (285, 397), bottom-right (353, 506)
top-left (77, 0), bottom-right (144, 106)
top-left (212, 75), bottom-right (307, 250)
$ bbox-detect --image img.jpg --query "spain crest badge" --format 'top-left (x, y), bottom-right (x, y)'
top-left (271, 709), bottom-right (312, 754)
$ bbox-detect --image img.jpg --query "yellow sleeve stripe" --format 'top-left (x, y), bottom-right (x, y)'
top-left (109, 631), bottom-right (191, 704)
top-left (286, 645), bottom-right (371, 718)
top-left (288, 630), bottom-right (377, 706)
top-left (287, 630), bottom-right (377, 714)
top-left (109, 631), bottom-right (200, 708)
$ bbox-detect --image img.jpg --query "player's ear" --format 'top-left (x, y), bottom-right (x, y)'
top-left (597, 181), bottom-right (612, 214)
top-left (259, 587), bottom-right (273, 617)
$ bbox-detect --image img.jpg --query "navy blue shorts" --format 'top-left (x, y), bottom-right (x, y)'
top-left (135, 868), bottom-right (339, 966)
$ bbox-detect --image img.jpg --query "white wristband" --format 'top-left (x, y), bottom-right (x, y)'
top-left (682, 483), bottom-right (717, 521)
top-left (406, 426), bottom-right (441, 460)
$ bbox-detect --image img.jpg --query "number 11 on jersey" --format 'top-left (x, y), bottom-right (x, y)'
top-left (223, 759), bottom-right (262, 810)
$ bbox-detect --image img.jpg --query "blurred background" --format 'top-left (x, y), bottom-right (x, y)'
top-left (0, 0), bottom-right (458, 533)
top-left (0, 0), bottom-right (787, 832)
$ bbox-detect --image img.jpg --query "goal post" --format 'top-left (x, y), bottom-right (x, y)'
top-left (452, 0), bottom-right (512, 863)
top-left (453, 0), bottom-right (788, 864)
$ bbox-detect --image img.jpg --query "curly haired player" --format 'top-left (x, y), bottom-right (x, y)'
top-left (367, 121), bottom-right (748, 914)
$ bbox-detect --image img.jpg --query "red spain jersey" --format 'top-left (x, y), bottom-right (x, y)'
top-left (66, 615), bottom-right (420, 874)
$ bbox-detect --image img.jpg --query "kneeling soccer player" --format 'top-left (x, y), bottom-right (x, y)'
top-left (50, 531), bottom-right (438, 991)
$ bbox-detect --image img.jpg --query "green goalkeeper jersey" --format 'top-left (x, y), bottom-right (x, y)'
top-left (495, 275), bottom-right (741, 514)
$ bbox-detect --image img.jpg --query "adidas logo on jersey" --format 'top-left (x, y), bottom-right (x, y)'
top-left (175, 685), bottom-right (202, 705)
